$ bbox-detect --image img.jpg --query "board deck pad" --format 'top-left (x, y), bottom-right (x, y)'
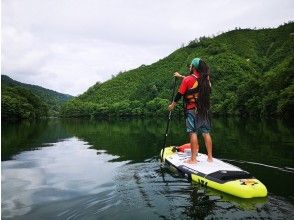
top-left (168, 151), bottom-right (243, 175)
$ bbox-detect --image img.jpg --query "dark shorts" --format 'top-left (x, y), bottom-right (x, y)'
top-left (186, 109), bottom-right (211, 134)
top-left (186, 109), bottom-right (197, 133)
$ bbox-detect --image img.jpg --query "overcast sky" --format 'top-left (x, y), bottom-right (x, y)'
top-left (2, 0), bottom-right (293, 96)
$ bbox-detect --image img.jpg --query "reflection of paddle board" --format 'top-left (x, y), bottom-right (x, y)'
top-left (161, 146), bottom-right (268, 198)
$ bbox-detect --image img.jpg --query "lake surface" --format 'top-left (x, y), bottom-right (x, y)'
top-left (2, 118), bottom-right (294, 219)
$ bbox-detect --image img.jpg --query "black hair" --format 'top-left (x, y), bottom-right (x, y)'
top-left (197, 60), bottom-right (211, 122)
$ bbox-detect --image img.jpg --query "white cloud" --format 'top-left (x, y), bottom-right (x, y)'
top-left (2, 0), bottom-right (294, 95)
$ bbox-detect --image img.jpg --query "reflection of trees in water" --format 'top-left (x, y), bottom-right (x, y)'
top-left (61, 118), bottom-right (187, 163)
top-left (3, 117), bottom-right (293, 167)
top-left (212, 117), bottom-right (294, 167)
top-left (5, 117), bottom-right (292, 166)
top-left (1, 119), bottom-right (71, 160)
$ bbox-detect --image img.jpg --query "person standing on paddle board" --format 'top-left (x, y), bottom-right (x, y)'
top-left (168, 58), bottom-right (213, 164)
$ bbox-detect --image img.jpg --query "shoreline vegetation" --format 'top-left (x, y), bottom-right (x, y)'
top-left (1, 75), bottom-right (72, 121)
top-left (2, 22), bottom-right (294, 121)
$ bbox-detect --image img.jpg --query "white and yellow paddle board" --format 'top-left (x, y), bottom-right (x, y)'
top-left (161, 146), bottom-right (267, 198)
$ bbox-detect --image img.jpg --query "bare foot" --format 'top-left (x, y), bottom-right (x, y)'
top-left (207, 157), bottom-right (213, 162)
top-left (184, 159), bottom-right (198, 164)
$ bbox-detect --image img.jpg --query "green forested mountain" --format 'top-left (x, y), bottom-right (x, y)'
top-left (1, 75), bottom-right (73, 120)
top-left (61, 22), bottom-right (294, 118)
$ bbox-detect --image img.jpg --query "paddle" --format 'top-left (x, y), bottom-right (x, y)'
top-left (161, 77), bottom-right (177, 162)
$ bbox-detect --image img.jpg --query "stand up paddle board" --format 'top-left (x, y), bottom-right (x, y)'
top-left (161, 145), bottom-right (267, 198)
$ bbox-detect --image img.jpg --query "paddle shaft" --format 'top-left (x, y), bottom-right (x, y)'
top-left (161, 77), bottom-right (177, 162)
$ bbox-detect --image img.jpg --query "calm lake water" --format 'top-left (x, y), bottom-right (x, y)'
top-left (2, 117), bottom-right (294, 219)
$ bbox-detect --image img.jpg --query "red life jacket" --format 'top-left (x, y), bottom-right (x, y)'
top-left (184, 75), bottom-right (199, 109)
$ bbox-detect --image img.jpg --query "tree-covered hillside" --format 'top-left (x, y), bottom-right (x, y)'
top-left (61, 22), bottom-right (294, 118)
top-left (2, 84), bottom-right (48, 120)
top-left (2, 75), bottom-right (73, 119)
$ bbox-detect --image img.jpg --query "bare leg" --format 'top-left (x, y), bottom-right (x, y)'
top-left (185, 133), bottom-right (198, 164)
top-left (203, 133), bottom-right (213, 162)
top-left (196, 142), bottom-right (199, 156)
top-left (184, 143), bottom-right (199, 156)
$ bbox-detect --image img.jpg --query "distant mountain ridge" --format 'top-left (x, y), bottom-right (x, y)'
top-left (1, 75), bottom-right (73, 119)
top-left (1, 75), bottom-right (72, 100)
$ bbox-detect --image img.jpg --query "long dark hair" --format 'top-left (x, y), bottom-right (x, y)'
top-left (197, 60), bottom-right (211, 121)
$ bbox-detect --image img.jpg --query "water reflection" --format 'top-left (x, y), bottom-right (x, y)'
top-left (211, 117), bottom-right (294, 167)
top-left (2, 118), bottom-right (293, 167)
top-left (1, 120), bottom-right (71, 161)
top-left (1, 118), bottom-right (294, 219)
top-left (2, 138), bottom-right (127, 218)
